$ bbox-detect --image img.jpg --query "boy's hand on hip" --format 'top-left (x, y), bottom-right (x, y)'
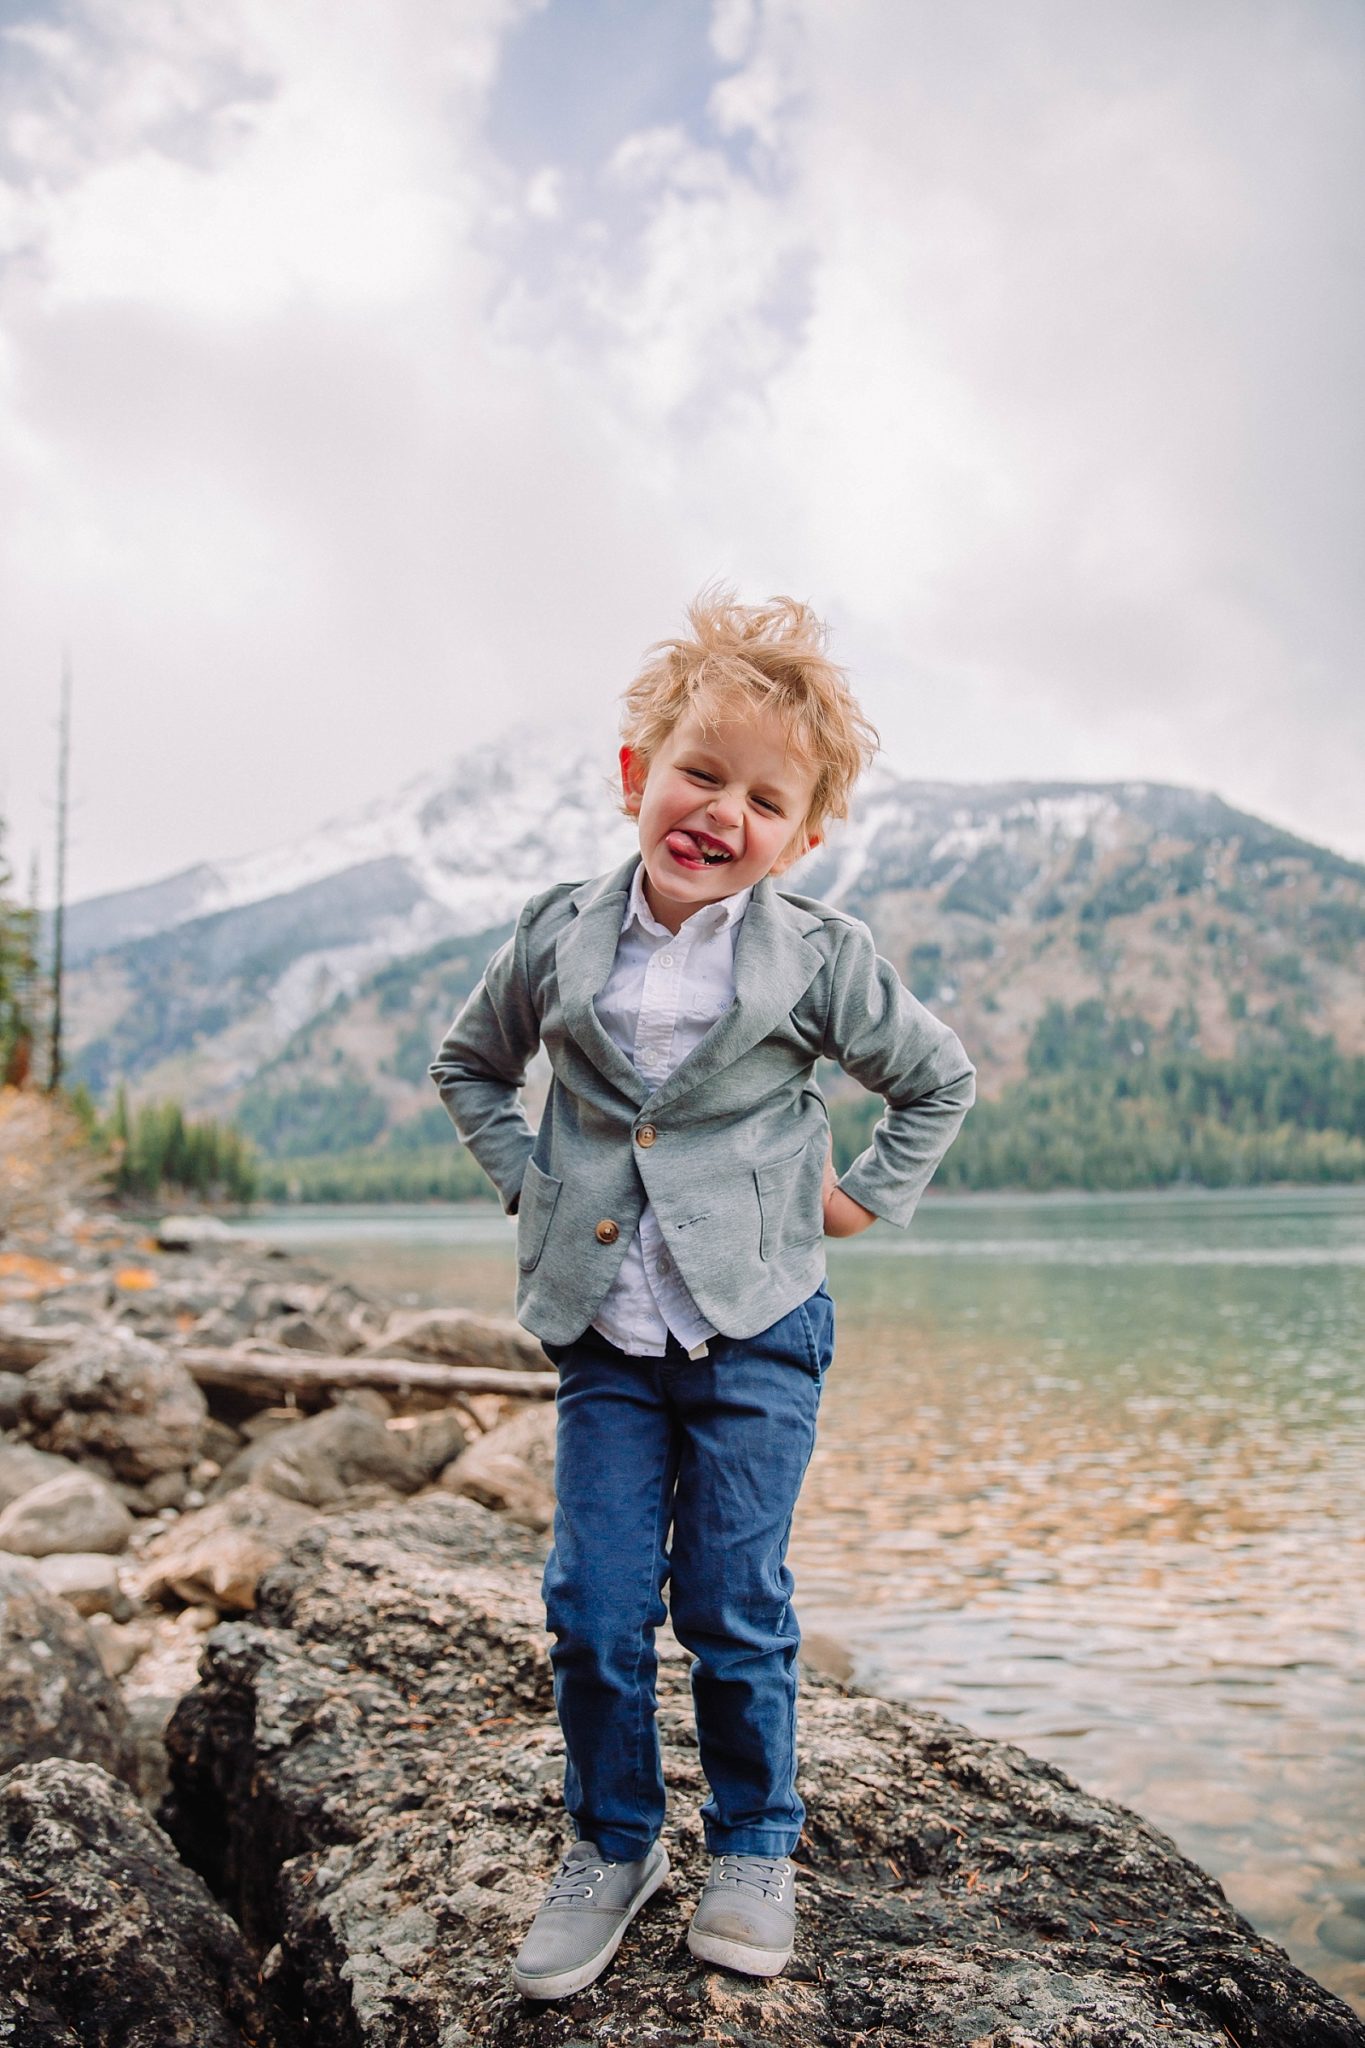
top-left (822, 1141), bottom-right (877, 1238)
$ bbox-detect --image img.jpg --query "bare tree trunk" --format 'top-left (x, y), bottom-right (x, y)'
top-left (47, 651), bottom-right (71, 1095)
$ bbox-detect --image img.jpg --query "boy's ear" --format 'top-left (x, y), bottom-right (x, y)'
top-left (619, 743), bottom-right (646, 816)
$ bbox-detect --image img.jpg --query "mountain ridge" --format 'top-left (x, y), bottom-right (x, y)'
top-left (51, 732), bottom-right (1365, 1155)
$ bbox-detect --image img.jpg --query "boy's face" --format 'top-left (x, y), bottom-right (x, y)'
top-left (620, 702), bottom-right (821, 933)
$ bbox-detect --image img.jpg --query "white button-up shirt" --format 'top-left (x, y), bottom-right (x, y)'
top-left (590, 862), bottom-right (752, 1357)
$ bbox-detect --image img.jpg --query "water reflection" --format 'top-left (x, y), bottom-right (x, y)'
top-left (227, 1188), bottom-right (1365, 2013)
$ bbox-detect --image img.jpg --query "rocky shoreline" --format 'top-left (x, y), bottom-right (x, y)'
top-left (2, 1090), bottom-right (1363, 2045)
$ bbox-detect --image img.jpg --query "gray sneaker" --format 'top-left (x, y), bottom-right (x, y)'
top-left (511, 1838), bottom-right (670, 2000)
top-left (686, 1853), bottom-right (797, 1977)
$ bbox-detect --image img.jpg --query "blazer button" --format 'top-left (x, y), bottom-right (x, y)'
top-left (594, 1218), bottom-right (620, 1245)
top-left (635, 1123), bottom-right (658, 1147)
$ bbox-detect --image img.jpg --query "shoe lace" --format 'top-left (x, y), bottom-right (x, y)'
top-left (546, 1852), bottom-right (613, 1905)
top-left (715, 1853), bottom-right (790, 1900)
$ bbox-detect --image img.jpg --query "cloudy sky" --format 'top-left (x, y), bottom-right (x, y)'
top-left (1, 0), bottom-right (1362, 906)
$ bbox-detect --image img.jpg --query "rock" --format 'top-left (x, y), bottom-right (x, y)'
top-left (25, 1550), bottom-right (132, 1619)
top-left (86, 1612), bottom-right (156, 1679)
top-left (123, 1483), bottom-right (318, 1614)
top-left (264, 1311), bottom-right (345, 1353)
top-left (0, 1756), bottom-right (298, 2046)
top-left (255, 1281), bottom-right (384, 1358)
top-left (17, 1327), bottom-right (208, 1484)
top-left (64, 1615), bottom-right (191, 1809)
top-left (157, 1494), bottom-right (1365, 2047)
top-left (453, 1391), bottom-right (515, 1434)
top-left (199, 1416), bottom-right (243, 1464)
top-left (240, 1406), bottom-right (304, 1442)
top-left (0, 1466), bottom-right (136, 1556)
top-left (0, 1558), bottom-right (138, 1784)
top-left (157, 1496), bottom-right (553, 1968)
top-left (207, 1397), bottom-right (421, 1509)
top-left (188, 1299), bottom-right (265, 1349)
top-left (156, 1214), bottom-right (236, 1249)
top-left (182, 1273), bottom-right (369, 1362)
top-left (141, 1464), bottom-right (191, 1511)
top-left (118, 1606), bottom-right (248, 1811)
top-left (365, 1305), bottom-right (547, 1374)
top-left (0, 1370), bottom-right (26, 1427)
top-left (439, 1400), bottom-right (556, 1530)
top-left (0, 1435), bottom-right (76, 1509)
top-left (386, 1405), bottom-right (470, 1483)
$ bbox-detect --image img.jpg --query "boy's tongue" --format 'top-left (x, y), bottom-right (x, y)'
top-left (666, 829), bottom-right (726, 866)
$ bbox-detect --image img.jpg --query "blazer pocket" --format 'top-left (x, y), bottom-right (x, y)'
top-left (516, 1159), bottom-right (562, 1272)
top-left (755, 1135), bottom-right (826, 1261)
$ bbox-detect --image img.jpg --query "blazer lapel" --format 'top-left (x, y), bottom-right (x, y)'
top-left (643, 876), bottom-right (825, 1118)
top-left (555, 858), bottom-right (649, 1107)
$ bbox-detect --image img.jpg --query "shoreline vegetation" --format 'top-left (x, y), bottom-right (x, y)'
top-left (276, 1003), bottom-right (1363, 1207)
top-left (89, 1000), bottom-right (1365, 1210)
top-left (5, 818), bottom-right (1363, 1205)
top-left (2, 1087), bottom-right (1363, 2042)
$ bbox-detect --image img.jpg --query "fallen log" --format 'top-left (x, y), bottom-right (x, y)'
top-left (174, 1346), bottom-right (556, 1403)
top-left (0, 1320), bottom-right (92, 1368)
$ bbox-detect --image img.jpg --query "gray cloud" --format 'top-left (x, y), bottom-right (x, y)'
top-left (1, 0), bottom-right (1361, 907)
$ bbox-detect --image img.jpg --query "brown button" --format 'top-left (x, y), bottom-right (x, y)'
top-left (594, 1218), bottom-right (620, 1245)
top-left (635, 1123), bottom-right (658, 1147)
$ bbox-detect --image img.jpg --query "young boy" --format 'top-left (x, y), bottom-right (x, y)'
top-left (429, 591), bottom-right (975, 2000)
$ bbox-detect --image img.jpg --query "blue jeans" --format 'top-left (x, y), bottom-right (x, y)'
top-left (539, 1282), bottom-right (835, 1862)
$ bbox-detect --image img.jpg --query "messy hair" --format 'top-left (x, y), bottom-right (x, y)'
top-left (619, 585), bottom-right (879, 840)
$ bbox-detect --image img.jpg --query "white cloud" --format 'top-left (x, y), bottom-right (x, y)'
top-left (0, 0), bottom-right (1361, 909)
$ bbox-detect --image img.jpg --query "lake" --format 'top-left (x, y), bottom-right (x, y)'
top-left (224, 1186), bottom-right (1365, 2014)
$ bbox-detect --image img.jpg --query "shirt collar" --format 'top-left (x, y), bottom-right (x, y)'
top-left (621, 858), bottom-right (753, 941)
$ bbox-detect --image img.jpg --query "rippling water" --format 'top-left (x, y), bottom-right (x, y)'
top-left (227, 1187), bottom-right (1365, 2013)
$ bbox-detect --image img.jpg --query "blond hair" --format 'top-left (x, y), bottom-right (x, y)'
top-left (619, 585), bottom-right (879, 839)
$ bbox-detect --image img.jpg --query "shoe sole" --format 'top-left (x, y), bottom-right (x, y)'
top-left (511, 1847), bottom-right (671, 2001)
top-left (686, 1924), bottom-right (793, 1977)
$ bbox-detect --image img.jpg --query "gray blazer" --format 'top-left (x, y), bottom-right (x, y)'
top-left (429, 855), bottom-right (976, 1346)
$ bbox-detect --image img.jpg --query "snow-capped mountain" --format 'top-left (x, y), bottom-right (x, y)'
top-left (58, 726), bottom-right (640, 966)
top-left (50, 728), bottom-right (1365, 1134)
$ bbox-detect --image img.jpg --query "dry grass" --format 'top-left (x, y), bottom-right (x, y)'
top-left (0, 1084), bottom-right (112, 1241)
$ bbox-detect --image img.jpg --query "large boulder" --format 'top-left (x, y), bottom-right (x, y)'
top-left (266, 1280), bottom-right (385, 1355)
top-left (0, 1757), bottom-right (296, 2046)
top-left (158, 1494), bottom-right (1365, 2047)
top-left (386, 1405), bottom-right (469, 1484)
top-left (17, 1328), bottom-right (207, 1484)
top-left (0, 1466), bottom-right (136, 1556)
top-left (24, 1551), bottom-right (132, 1619)
top-left (155, 1215), bottom-right (237, 1249)
top-left (122, 1483), bottom-right (317, 1615)
top-left (0, 1435), bottom-right (76, 1508)
top-left (438, 1401), bottom-right (556, 1531)
top-left (0, 1558), bottom-right (138, 1785)
top-left (206, 1396), bottom-right (422, 1509)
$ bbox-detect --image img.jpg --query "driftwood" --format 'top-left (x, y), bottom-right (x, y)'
top-left (173, 1345), bottom-right (556, 1403)
top-left (0, 1320), bottom-right (90, 1367)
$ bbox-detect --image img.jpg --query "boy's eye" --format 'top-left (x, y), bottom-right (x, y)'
top-left (754, 796), bottom-right (782, 814)
top-left (685, 768), bottom-right (716, 784)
